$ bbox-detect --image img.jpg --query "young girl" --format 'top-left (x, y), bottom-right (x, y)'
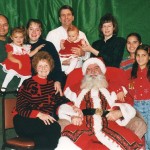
top-left (0, 27), bottom-right (44, 92)
top-left (120, 33), bottom-right (142, 71)
top-left (59, 25), bottom-right (86, 75)
top-left (128, 44), bottom-right (150, 150)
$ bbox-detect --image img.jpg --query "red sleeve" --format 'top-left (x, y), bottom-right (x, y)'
top-left (64, 68), bottom-right (83, 91)
top-left (29, 110), bottom-right (40, 118)
top-left (5, 44), bottom-right (13, 53)
top-left (106, 67), bottom-right (128, 93)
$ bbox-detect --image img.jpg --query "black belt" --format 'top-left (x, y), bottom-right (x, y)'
top-left (82, 108), bottom-right (109, 117)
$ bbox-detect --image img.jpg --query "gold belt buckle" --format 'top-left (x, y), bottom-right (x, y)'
top-left (95, 108), bottom-right (103, 116)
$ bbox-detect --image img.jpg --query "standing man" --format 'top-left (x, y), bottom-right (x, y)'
top-left (0, 14), bottom-right (9, 62)
top-left (0, 14), bottom-right (10, 147)
top-left (46, 5), bottom-right (89, 57)
top-left (46, 5), bottom-right (90, 88)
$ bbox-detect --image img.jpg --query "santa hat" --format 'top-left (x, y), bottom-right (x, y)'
top-left (82, 58), bottom-right (106, 75)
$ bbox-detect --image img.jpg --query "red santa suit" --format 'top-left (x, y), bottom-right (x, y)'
top-left (56, 58), bottom-right (143, 150)
top-left (57, 86), bottom-right (143, 150)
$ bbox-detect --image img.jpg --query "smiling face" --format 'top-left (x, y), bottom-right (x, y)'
top-left (36, 59), bottom-right (50, 79)
top-left (136, 49), bottom-right (149, 69)
top-left (59, 9), bottom-right (74, 29)
top-left (27, 22), bottom-right (41, 43)
top-left (101, 22), bottom-right (114, 39)
top-left (0, 15), bottom-right (9, 40)
top-left (11, 32), bottom-right (24, 46)
top-left (126, 35), bottom-right (141, 57)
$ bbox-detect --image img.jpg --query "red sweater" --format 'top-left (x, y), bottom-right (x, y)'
top-left (127, 67), bottom-right (150, 100)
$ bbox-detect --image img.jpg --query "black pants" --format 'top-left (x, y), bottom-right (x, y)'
top-left (13, 114), bottom-right (61, 149)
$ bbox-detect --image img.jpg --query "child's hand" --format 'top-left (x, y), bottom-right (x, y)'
top-left (37, 44), bottom-right (45, 51)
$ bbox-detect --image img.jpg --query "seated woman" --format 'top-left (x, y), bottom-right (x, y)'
top-left (13, 51), bottom-right (81, 149)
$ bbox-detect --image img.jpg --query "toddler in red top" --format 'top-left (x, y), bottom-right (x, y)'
top-left (59, 25), bottom-right (86, 75)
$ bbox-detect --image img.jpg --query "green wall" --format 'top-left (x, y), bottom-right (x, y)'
top-left (0, 0), bottom-right (150, 147)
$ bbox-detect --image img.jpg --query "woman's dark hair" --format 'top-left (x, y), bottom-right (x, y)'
top-left (99, 13), bottom-right (118, 37)
top-left (32, 51), bottom-right (54, 73)
top-left (58, 5), bottom-right (74, 17)
top-left (131, 44), bottom-right (150, 81)
top-left (26, 18), bottom-right (43, 30)
top-left (126, 32), bottom-right (142, 44)
top-left (26, 19), bottom-right (43, 41)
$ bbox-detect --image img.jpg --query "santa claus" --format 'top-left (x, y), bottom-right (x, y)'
top-left (56, 58), bottom-right (144, 150)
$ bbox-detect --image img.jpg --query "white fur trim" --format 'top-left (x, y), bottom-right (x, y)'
top-left (99, 88), bottom-right (117, 107)
top-left (75, 89), bottom-right (89, 107)
top-left (64, 87), bottom-right (77, 103)
top-left (55, 136), bottom-right (81, 150)
top-left (58, 104), bottom-right (78, 122)
top-left (114, 103), bottom-right (136, 126)
top-left (93, 115), bottom-right (123, 150)
top-left (121, 86), bottom-right (128, 95)
top-left (82, 58), bottom-right (106, 75)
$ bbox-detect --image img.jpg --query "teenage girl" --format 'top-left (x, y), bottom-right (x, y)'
top-left (128, 44), bottom-right (150, 150)
top-left (120, 33), bottom-right (142, 71)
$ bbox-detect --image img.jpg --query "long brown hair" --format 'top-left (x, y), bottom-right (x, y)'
top-left (131, 44), bottom-right (150, 81)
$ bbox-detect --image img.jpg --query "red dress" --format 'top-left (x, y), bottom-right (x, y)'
top-left (1, 43), bottom-right (31, 76)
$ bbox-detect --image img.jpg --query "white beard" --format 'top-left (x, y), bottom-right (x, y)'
top-left (80, 74), bottom-right (108, 90)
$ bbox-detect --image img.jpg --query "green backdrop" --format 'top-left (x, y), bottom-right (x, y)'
top-left (0, 0), bottom-right (150, 45)
top-left (0, 0), bottom-right (150, 147)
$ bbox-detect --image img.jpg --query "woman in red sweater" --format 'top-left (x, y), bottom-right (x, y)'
top-left (13, 51), bottom-right (77, 150)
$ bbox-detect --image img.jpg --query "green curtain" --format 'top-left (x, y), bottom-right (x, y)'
top-left (0, 0), bottom-right (150, 45)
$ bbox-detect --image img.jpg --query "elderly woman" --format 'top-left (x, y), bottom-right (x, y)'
top-left (13, 51), bottom-right (75, 149)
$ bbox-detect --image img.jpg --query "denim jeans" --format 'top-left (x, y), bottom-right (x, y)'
top-left (134, 100), bottom-right (150, 150)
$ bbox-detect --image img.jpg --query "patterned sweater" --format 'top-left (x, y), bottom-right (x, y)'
top-left (15, 75), bottom-right (72, 119)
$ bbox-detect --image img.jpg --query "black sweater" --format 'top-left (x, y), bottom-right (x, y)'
top-left (91, 35), bottom-right (126, 68)
top-left (27, 38), bottom-right (62, 82)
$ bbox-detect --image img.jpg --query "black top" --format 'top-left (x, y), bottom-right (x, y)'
top-left (27, 38), bottom-right (62, 82)
top-left (91, 35), bottom-right (126, 68)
